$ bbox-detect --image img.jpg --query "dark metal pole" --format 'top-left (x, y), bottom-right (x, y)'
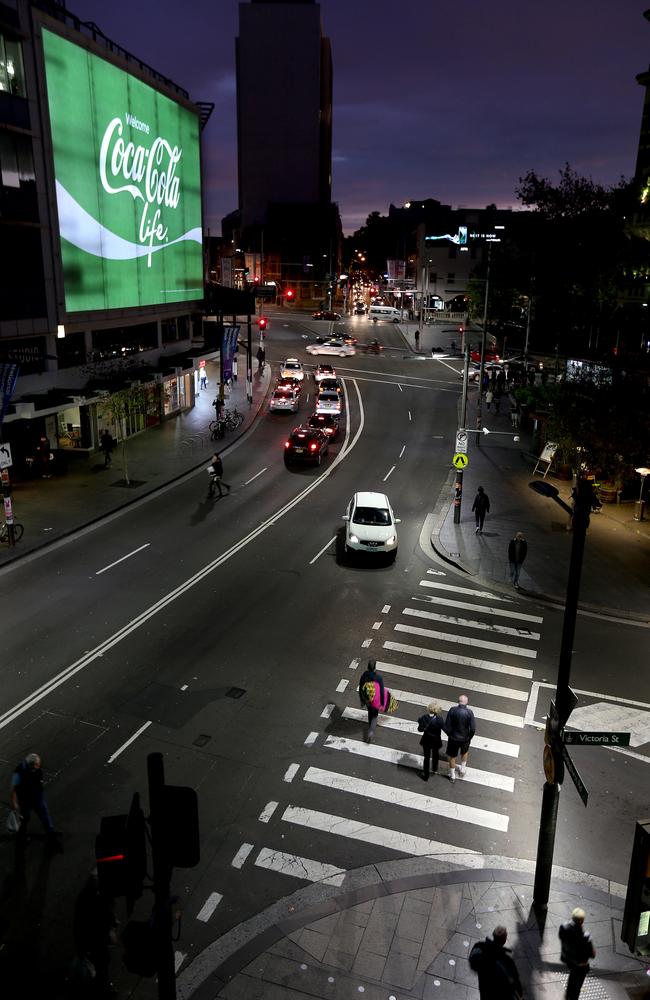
top-left (453, 345), bottom-right (471, 524)
top-left (533, 479), bottom-right (592, 906)
top-left (247, 314), bottom-right (253, 405)
top-left (147, 752), bottom-right (176, 1000)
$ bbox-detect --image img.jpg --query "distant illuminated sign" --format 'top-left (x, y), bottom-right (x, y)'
top-left (425, 226), bottom-right (467, 245)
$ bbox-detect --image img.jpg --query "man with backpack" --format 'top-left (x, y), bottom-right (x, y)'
top-left (469, 926), bottom-right (524, 999)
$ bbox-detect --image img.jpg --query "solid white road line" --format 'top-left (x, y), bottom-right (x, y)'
top-left (284, 763), bottom-right (300, 782)
top-left (413, 593), bottom-right (543, 624)
top-left (394, 622), bottom-right (537, 659)
top-left (321, 704), bottom-right (335, 719)
top-left (383, 465), bottom-right (396, 482)
top-left (196, 893), bottom-right (223, 922)
top-left (254, 847), bottom-right (346, 886)
top-left (106, 720), bottom-right (152, 764)
top-left (304, 731), bottom-right (319, 745)
top-left (309, 536), bottom-right (337, 565)
top-left (399, 445), bottom-right (406, 458)
top-left (259, 801), bottom-right (279, 823)
top-left (282, 804), bottom-right (479, 856)
top-left (243, 467), bottom-right (267, 486)
top-left (0, 382), bottom-right (366, 735)
top-left (403, 607), bottom-right (541, 641)
top-left (420, 580), bottom-right (513, 602)
top-left (336, 679), bottom-right (349, 693)
top-left (388, 687), bottom-right (524, 730)
top-left (304, 766), bottom-right (509, 832)
top-left (341, 708), bottom-right (520, 758)
top-left (95, 543), bottom-right (150, 576)
top-left (382, 641), bottom-right (534, 681)
top-left (324, 735), bottom-right (515, 792)
top-left (377, 656), bottom-right (529, 702)
top-left (231, 843), bottom-right (254, 869)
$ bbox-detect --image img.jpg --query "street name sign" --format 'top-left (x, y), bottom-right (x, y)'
top-left (561, 744), bottom-right (589, 806)
top-left (455, 430), bottom-right (468, 454)
top-left (452, 453), bottom-right (469, 469)
top-left (564, 731), bottom-right (631, 747)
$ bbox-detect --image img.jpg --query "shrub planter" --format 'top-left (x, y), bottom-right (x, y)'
top-left (598, 483), bottom-right (618, 504)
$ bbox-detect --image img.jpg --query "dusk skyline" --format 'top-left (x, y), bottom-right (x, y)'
top-left (75, 0), bottom-right (650, 234)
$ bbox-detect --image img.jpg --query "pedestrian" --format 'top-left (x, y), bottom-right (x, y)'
top-left (414, 328), bottom-right (420, 350)
top-left (199, 368), bottom-right (208, 390)
top-left (508, 532), bottom-right (527, 589)
top-left (472, 485), bottom-right (490, 533)
top-left (72, 871), bottom-right (117, 992)
top-left (38, 433), bottom-right (53, 478)
top-left (445, 694), bottom-right (475, 782)
top-left (417, 702), bottom-right (444, 780)
top-left (257, 345), bottom-right (265, 372)
top-left (207, 453), bottom-right (231, 498)
top-left (358, 659), bottom-right (397, 743)
top-left (559, 907), bottom-right (596, 1000)
top-left (213, 395), bottom-right (224, 421)
top-left (99, 429), bottom-right (114, 468)
top-left (469, 925), bottom-right (524, 999)
top-left (10, 752), bottom-right (60, 848)
top-left (485, 388), bottom-right (494, 411)
top-left (510, 404), bottom-right (520, 430)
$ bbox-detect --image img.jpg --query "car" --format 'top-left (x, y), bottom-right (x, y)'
top-left (284, 425), bottom-right (329, 466)
top-left (315, 389), bottom-right (342, 415)
top-left (312, 310), bottom-right (341, 321)
top-left (308, 411), bottom-right (340, 440)
top-left (314, 331), bottom-right (357, 345)
top-left (269, 388), bottom-right (300, 413)
top-left (280, 358), bottom-right (305, 381)
top-left (342, 491), bottom-right (400, 560)
top-left (318, 377), bottom-right (343, 395)
top-left (313, 363), bottom-right (336, 383)
top-left (470, 350), bottom-right (500, 363)
top-left (276, 375), bottom-right (303, 393)
top-left (306, 339), bottom-right (356, 357)
top-left (353, 303), bottom-right (367, 315)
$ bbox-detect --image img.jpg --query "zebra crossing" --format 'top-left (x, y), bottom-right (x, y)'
top-left (232, 569), bottom-right (543, 892)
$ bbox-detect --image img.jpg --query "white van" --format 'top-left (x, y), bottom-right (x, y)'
top-left (368, 305), bottom-right (401, 323)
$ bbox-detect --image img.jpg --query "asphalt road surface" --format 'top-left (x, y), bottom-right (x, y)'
top-left (1, 314), bottom-right (648, 997)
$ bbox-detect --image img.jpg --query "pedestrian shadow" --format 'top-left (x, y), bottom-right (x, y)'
top-left (189, 497), bottom-right (222, 526)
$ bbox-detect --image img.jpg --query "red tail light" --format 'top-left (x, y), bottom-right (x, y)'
top-left (284, 441), bottom-right (290, 449)
top-left (310, 442), bottom-right (318, 451)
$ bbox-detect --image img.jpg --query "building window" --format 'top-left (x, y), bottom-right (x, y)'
top-left (0, 130), bottom-right (37, 220)
top-left (447, 273), bottom-right (455, 284)
top-left (0, 32), bottom-right (26, 97)
top-left (429, 273), bottom-right (437, 284)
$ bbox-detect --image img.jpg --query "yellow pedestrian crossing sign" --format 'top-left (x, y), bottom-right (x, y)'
top-left (453, 453), bottom-right (469, 469)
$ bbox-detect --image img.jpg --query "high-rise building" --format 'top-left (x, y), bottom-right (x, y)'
top-left (236, 0), bottom-right (332, 229)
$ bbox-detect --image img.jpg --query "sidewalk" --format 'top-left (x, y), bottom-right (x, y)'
top-left (0, 359), bottom-right (271, 567)
top-left (178, 856), bottom-right (648, 1000)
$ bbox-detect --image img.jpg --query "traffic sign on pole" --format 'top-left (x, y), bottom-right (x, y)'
top-left (563, 731), bottom-right (631, 747)
top-left (560, 744), bottom-right (589, 806)
top-left (0, 443), bottom-right (12, 470)
top-left (455, 430), bottom-right (468, 454)
top-left (452, 453), bottom-right (469, 469)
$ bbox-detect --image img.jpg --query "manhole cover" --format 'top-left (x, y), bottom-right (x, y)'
top-left (193, 734), bottom-right (211, 747)
top-left (226, 687), bottom-right (246, 699)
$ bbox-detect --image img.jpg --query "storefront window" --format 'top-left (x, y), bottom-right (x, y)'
top-left (163, 376), bottom-right (180, 416)
top-left (0, 32), bottom-right (26, 97)
top-left (56, 405), bottom-right (91, 449)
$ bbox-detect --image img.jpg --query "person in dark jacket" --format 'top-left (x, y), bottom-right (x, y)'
top-left (99, 429), bottom-right (114, 468)
top-left (417, 703), bottom-right (444, 780)
top-left (559, 907), bottom-right (596, 999)
top-left (507, 531), bottom-right (527, 589)
top-left (207, 453), bottom-right (231, 498)
top-left (445, 694), bottom-right (475, 782)
top-left (472, 486), bottom-right (490, 533)
top-left (358, 659), bottom-right (384, 743)
top-left (10, 752), bottom-right (60, 847)
top-left (469, 926), bottom-right (523, 999)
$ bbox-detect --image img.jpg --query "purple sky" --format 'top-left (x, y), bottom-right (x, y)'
top-left (76, 0), bottom-right (649, 234)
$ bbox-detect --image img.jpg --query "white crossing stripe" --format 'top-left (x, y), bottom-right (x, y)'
top-left (395, 622), bottom-right (537, 659)
top-left (382, 641), bottom-right (533, 681)
top-left (259, 801), bottom-right (279, 823)
top-left (324, 735), bottom-right (515, 792)
top-left (389, 687), bottom-right (524, 729)
top-left (304, 731), bottom-right (319, 745)
top-left (321, 703), bottom-right (335, 719)
top-left (175, 952), bottom-right (187, 973)
top-left (376, 656), bottom-right (529, 702)
top-left (372, 621), bottom-right (382, 630)
top-left (382, 605), bottom-right (391, 613)
top-left (304, 766), bottom-right (509, 832)
top-left (254, 846), bottom-right (346, 886)
top-left (282, 805), bottom-right (479, 856)
top-left (420, 579), bottom-right (513, 602)
top-left (403, 607), bottom-right (540, 641)
top-left (413, 592), bottom-right (543, 624)
top-left (231, 842), bottom-right (254, 869)
top-left (362, 638), bottom-right (372, 647)
top-left (336, 679), bottom-right (349, 693)
top-left (284, 763), bottom-right (300, 782)
top-left (348, 658), bottom-right (360, 671)
top-left (341, 707), bottom-right (520, 758)
top-left (196, 892), bottom-right (223, 922)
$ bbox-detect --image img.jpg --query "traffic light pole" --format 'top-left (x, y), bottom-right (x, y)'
top-left (533, 479), bottom-right (591, 907)
top-left (148, 752), bottom-right (176, 1000)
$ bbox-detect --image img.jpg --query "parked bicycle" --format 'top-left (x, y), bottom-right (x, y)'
top-left (0, 521), bottom-right (24, 544)
top-left (223, 407), bottom-right (244, 430)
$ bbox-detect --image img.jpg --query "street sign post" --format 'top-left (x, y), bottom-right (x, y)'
top-left (452, 453), bottom-right (468, 470)
top-left (0, 443), bottom-right (12, 470)
top-left (564, 731), bottom-right (631, 747)
top-left (561, 744), bottom-right (589, 806)
top-left (455, 430), bottom-right (468, 454)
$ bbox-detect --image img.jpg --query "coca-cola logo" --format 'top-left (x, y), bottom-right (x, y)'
top-left (99, 116), bottom-right (182, 267)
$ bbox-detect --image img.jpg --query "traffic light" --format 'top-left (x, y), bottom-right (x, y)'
top-left (622, 819), bottom-right (650, 956)
top-left (258, 316), bottom-right (268, 333)
top-left (95, 793), bottom-right (147, 911)
top-left (285, 288), bottom-right (295, 301)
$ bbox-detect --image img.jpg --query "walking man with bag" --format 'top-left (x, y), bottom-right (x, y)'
top-left (559, 907), bottom-right (596, 999)
top-left (445, 694), bottom-right (475, 783)
top-left (417, 703), bottom-right (444, 780)
top-left (469, 925), bottom-right (524, 999)
top-left (508, 531), bottom-right (527, 589)
top-left (472, 486), bottom-right (490, 534)
top-left (10, 752), bottom-right (61, 849)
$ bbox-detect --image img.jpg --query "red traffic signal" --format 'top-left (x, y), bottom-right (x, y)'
top-left (285, 289), bottom-right (295, 301)
top-left (253, 275), bottom-right (260, 284)
top-left (258, 316), bottom-right (268, 331)
top-left (95, 794), bottom-right (146, 911)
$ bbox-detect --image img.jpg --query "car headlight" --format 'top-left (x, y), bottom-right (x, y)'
top-left (386, 535), bottom-right (396, 545)
top-left (349, 533), bottom-right (359, 544)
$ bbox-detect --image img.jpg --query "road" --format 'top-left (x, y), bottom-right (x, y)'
top-left (0, 313), bottom-right (648, 997)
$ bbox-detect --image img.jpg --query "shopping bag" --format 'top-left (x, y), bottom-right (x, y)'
top-left (6, 809), bottom-right (20, 834)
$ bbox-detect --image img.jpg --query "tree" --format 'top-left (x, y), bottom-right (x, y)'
top-left (97, 384), bottom-right (160, 486)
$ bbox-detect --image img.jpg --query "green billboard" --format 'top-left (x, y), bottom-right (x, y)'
top-left (41, 28), bottom-right (203, 313)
